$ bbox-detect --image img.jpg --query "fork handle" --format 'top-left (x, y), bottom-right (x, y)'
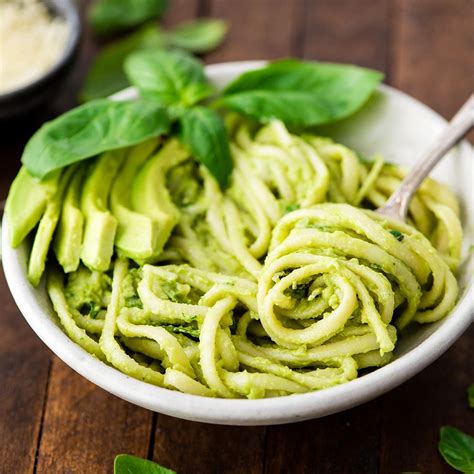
top-left (380, 94), bottom-right (474, 221)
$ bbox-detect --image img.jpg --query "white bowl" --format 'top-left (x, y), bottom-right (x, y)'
top-left (2, 61), bottom-right (473, 426)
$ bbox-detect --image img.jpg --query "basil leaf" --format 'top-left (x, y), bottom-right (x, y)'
top-left (179, 106), bottom-right (232, 187)
top-left (22, 99), bottom-right (170, 179)
top-left (439, 426), bottom-right (474, 473)
top-left (114, 454), bottom-right (175, 474)
top-left (90, 0), bottom-right (168, 35)
top-left (124, 49), bottom-right (213, 110)
top-left (167, 19), bottom-right (228, 53)
top-left (469, 384), bottom-right (474, 409)
top-left (79, 24), bottom-right (165, 102)
top-left (218, 59), bottom-right (383, 127)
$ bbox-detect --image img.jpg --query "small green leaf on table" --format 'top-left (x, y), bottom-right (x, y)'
top-left (22, 99), bottom-right (171, 179)
top-left (114, 454), bottom-right (176, 474)
top-left (179, 106), bottom-right (232, 187)
top-left (167, 18), bottom-right (228, 53)
top-left (124, 49), bottom-right (214, 111)
top-left (438, 426), bottom-right (474, 473)
top-left (90, 0), bottom-right (168, 35)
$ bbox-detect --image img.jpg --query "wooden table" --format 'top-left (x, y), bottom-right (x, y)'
top-left (1, 1), bottom-right (473, 472)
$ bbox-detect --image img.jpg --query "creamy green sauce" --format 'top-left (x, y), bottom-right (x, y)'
top-left (8, 119), bottom-right (463, 399)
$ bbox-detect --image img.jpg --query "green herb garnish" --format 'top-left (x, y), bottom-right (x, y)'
top-left (22, 56), bottom-right (382, 189)
top-left (469, 384), bottom-right (474, 409)
top-left (217, 59), bottom-right (383, 127)
top-left (22, 100), bottom-right (170, 179)
top-left (124, 295), bottom-right (143, 308)
top-left (162, 324), bottom-right (200, 339)
top-left (124, 49), bottom-right (214, 111)
top-left (124, 50), bottom-right (232, 186)
top-left (291, 283), bottom-right (309, 299)
top-left (114, 454), bottom-right (175, 474)
top-left (285, 203), bottom-right (300, 213)
top-left (79, 301), bottom-right (101, 319)
top-left (389, 229), bottom-right (404, 241)
top-left (438, 426), bottom-right (474, 473)
top-left (178, 106), bottom-right (232, 188)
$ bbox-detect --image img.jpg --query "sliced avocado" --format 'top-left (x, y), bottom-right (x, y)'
top-left (110, 138), bottom-right (162, 262)
top-left (53, 166), bottom-right (85, 273)
top-left (27, 167), bottom-right (74, 286)
top-left (5, 167), bottom-right (60, 247)
top-left (131, 139), bottom-right (190, 254)
top-left (80, 150), bottom-right (126, 271)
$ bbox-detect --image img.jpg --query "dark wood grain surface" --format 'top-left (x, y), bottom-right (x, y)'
top-left (1, 1), bottom-right (472, 473)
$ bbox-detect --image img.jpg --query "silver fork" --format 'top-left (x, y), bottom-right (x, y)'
top-left (376, 94), bottom-right (474, 222)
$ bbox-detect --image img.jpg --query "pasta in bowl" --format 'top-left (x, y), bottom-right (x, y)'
top-left (45, 122), bottom-right (460, 399)
top-left (2, 61), bottom-right (473, 424)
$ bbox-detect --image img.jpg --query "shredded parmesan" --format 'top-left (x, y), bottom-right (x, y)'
top-left (0, 0), bottom-right (70, 94)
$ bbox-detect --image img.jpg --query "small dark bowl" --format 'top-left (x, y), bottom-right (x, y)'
top-left (0, 0), bottom-right (81, 119)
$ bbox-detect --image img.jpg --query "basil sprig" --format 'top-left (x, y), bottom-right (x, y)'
top-left (22, 99), bottom-right (170, 179)
top-left (125, 50), bottom-right (232, 187)
top-left (123, 52), bottom-right (382, 186)
top-left (114, 454), bottom-right (175, 474)
top-left (90, 0), bottom-right (168, 35)
top-left (218, 59), bottom-right (383, 127)
top-left (439, 426), bottom-right (474, 473)
top-left (22, 53), bottom-right (382, 189)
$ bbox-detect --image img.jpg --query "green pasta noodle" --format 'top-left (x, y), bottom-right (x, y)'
top-left (33, 119), bottom-right (463, 399)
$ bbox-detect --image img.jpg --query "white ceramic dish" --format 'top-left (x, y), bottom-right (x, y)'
top-left (2, 61), bottom-right (473, 426)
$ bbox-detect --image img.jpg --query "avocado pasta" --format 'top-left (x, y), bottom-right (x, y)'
top-left (8, 120), bottom-right (462, 399)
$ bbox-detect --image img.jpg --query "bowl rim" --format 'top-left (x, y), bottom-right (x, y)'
top-left (0, 0), bottom-right (81, 101)
top-left (2, 60), bottom-right (473, 426)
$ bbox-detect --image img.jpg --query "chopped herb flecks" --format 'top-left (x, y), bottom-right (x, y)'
top-left (389, 229), bottom-right (404, 241)
top-left (79, 301), bottom-right (101, 319)
top-left (285, 203), bottom-right (300, 213)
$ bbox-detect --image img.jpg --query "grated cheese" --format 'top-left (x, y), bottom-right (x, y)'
top-left (0, 0), bottom-right (70, 94)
